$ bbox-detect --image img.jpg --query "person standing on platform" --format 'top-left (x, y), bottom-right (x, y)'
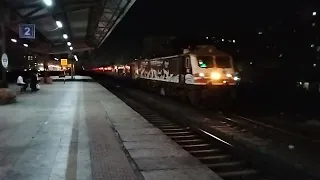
top-left (30, 71), bottom-right (40, 91)
top-left (63, 70), bottom-right (66, 84)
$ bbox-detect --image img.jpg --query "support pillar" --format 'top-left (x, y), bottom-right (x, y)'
top-left (68, 53), bottom-right (75, 79)
top-left (0, 7), bottom-right (8, 85)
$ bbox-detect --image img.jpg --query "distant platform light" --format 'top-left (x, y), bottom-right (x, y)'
top-left (54, 58), bottom-right (58, 61)
top-left (312, 23), bottom-right (316, 26)
top-left (206, 37), bottom-right (209, 39)
top-left (233, 40), bottom-right (236, 43)
top-left (70, 46), bottom-right (73, 50)
top-left (23, 44), bottom-right (28, 47)
top-left (56, 21), bottom-right (63, 28)
top-left (67, 42), bottom-right (71, 46)
top-left (74, 55), bottom-right (78, 61)
top-left (63, 34), bottom-right (68, 39)
top-left (222, 39), bottom-right (224, 42)
top-left (250, 62), bottom-right (253, 65)
top-left (258, 32), bottom-right (263, 35)
top-left (43, 0), bottom-right (52, 6)
top-left (313, 63), bottom-right (317, 67)
top-left (313, 12), bottom-right (317, 16)
top-left (11, 39), bottom-right (17, 43)
top-left (311, 44), bottom-right (315, 48)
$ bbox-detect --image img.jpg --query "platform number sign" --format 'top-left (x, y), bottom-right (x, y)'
top-left (61, 59), bottom-right (68, 66)
top-left (19, 24), bottom-right (35, 39)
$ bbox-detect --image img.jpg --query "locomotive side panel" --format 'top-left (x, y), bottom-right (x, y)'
top-left (137, 56), bottom-right (182, 84)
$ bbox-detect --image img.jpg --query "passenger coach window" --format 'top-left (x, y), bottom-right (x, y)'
top-left (215, 56), bottom-right (231, 68)
top-left (197, 56), bottom-right (214, 68)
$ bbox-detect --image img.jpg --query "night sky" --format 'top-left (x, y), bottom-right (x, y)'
top-left (91, 1), bottom-right (320, 83)
top-left (96, 1), bottom-right (316, 63)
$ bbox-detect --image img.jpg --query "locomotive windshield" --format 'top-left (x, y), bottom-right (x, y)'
top-left (215, 56), bottom-right (231, 68)
top-left (197, 56), bottom-right (214, 68)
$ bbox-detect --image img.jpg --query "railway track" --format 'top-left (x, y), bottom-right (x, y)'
top-left (234, 115), bottom-right (320, 142)
top-left (129, 102), bottom-right (277, 180)
top-left (207, 112), bottom-right (320, 147)
top-left (96, 79), bottom-right (291, 180)
top-left (94, 76), bottom-right (317, 180)
top-left (111, 91), bottom-right (272, 180)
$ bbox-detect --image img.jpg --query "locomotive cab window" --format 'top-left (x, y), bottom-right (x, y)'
top-left (215, 56), bottom-right (232, 68)
top-left (197, 56), bottom-right (214, 68)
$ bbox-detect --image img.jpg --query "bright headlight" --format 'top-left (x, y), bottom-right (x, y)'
top-left (211, 72), bottom-right (220, 79)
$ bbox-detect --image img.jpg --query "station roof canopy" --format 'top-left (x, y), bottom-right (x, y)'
top-left (3, 0), bottom-right (136, 54)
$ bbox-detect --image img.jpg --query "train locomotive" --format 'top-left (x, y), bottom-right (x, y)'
top-left (128, 45), bottom-right (239, 105)
top-left (93, 45), bottom-right (239, 105)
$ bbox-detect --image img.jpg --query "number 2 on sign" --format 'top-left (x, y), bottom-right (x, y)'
top-left (24, 27), bottom-right (31, 36)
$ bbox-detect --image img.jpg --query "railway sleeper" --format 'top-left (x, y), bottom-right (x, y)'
top-left (175, 139), bottom-right (205, 145)
top-left (189, 148), bottom-right (222, 156)
top-left (151, 122), bottom-right (175, 126)
top-left (198, 154), bottom-right (232, 164)
top-left (169, 134), bottom-right (198, 140)
top-left (181, 143), bottom-right (213, 151)
top-left (164, 131), bottom-right (193, 135)
top-left (217, 169), bottom-right (259, 180)
top-left (189, 148), bottom-right (221, 155)
top-left (161, 128), bottom-right (188, 132)
top-left (210, 163), bottom-right (257, 176)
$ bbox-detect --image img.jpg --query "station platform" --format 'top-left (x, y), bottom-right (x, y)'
top-left (0, 80), bottom-right (220, 180)
top-left (51, 75), bottom-right (93, 82)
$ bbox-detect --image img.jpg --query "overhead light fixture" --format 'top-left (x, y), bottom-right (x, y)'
top-left (23, 44), bottom-right (28, 47)
top-left (11, 39), bottom-right (17, 43)
top-left (56, 21), bottom-right (63, 28)
top-left (43, 0), bottom-right (52, 6)
top-left (74, 55), bottom-right (78, 61)
top-left (63, 34), bottom-right (68, 39)
top-left (70, 46), bottom-right (73, 50)
top-left (54, 58), bottom-right (58, 61)
top-left (67, 42), bottom-right (71, 46)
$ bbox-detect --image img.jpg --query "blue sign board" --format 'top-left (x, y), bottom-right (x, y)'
top-left (19, 24), bottom-right (35, 39)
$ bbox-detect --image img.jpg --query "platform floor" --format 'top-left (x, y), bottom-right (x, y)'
top-left (0, 81), bottom-right (220, 180)
top-left (51, 75), bottom-right (92, 81)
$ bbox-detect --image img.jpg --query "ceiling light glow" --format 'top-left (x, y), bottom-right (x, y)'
top-left (63, 34), bottom-right (68, 39)
top-left (56, 21), bottom-right (63, 28)
top-left (43, 0), bottom-right (52, 6)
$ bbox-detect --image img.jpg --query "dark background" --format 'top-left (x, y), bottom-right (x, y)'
top-left (96, 1), bottom-right (319, 73)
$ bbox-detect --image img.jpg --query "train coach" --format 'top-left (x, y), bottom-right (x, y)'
top-left (128, 45), bottom-right (240, 105)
